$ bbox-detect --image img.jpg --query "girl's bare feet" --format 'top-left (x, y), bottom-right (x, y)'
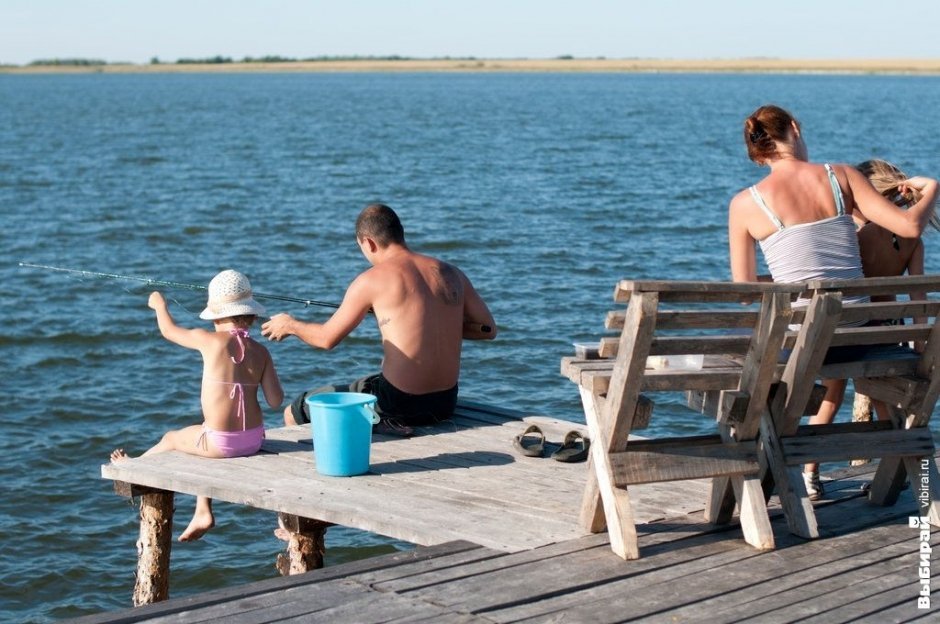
top-left (179, 509), bottom-right (215, 542)
top-left (110, 448), bottom-right (129, 462)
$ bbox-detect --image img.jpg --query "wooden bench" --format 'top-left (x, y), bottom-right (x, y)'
top-left (561, 280), bottom-right (807, 559)
top-left (562, 276), bottom-right (940, 560)
top-left (722, 274), bottom-right (940, 540)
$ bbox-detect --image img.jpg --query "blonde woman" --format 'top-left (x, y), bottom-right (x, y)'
top-left (728, 105), bottom-right (939, 500)
top-left (855, 159), bottom-right (940, 288)
top-left (850, 160), bottom-right (939, 456)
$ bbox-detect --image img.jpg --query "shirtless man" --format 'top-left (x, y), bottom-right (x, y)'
top-left (261, 203), bottom-right (496, 434)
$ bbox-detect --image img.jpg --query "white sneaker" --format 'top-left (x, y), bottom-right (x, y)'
top-left (803, 471), bottom-right (823, 501)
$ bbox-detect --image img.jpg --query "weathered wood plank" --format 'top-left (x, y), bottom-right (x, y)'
top-left (481, 501), bottom-right (929, 623)
top-left (103, 450), bottom-right (584, 551)
top-left (609, 438), bottom-right (759, 485)
top-left (606, 308), bottom-right (759, 331)
top-left (687, 382), bottom-right (827, 421)
top-left (780, 427), bottom-right (935, 464)
top-left (70, 541), bottom-right (491, 624)
top-left (818, 357), bottom-right (919, 380)
top-left (614, 279), bottom-right (802, 303)
top-left (599, 334), bottom-right (752, 358)
top-left (81, 452), bottom-right (938, 623)
top-left (807, 274), bottom-right (940, 296)
top-left (853, 375), bottom-right (929, 410)
top-left (828, 323), bottom-right (930, 347)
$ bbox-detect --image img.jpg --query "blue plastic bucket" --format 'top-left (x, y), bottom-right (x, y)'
top-left (306, 392), bottom-right (380, 476)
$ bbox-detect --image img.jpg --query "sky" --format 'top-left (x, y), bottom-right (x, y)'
top-left (2, 0), bottom-right (940, 65)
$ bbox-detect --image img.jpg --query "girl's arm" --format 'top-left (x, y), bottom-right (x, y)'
top-left (845, 166), bottom-right (939, 238)
top-left (149, 291), bottom-right (212, 350)
top-left (259, 349), bottom-right (284, 409)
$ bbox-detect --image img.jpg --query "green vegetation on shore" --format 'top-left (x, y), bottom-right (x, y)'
top-left (15, 54), bottom-right (591, 68)
top-left (4, 56), bottom-right (940, 76)
top-left (28, 58), bottom-right (108, 66)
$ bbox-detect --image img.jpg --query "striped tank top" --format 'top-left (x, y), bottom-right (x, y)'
top-left (751, 163), bottom-right (869, 309)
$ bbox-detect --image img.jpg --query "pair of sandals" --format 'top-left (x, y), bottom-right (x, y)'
top-left (512, 424), bottom-right (590, 462)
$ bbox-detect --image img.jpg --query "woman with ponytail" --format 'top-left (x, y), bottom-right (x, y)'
top-left (728, 105), bottom-right (939, 500)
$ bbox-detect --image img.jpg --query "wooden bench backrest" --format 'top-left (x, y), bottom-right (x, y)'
top-left (796, 277), bottom-right (940, 371)
top-left (599, 280), bottom-right (800, 362)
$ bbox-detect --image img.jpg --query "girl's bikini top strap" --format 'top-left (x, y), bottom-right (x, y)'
top-left (229, 328), bottom-right (250, 364)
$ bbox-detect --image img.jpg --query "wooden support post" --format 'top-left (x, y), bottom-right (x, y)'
top-left (580, 387), bottom-right (639, 558)
top-left (868, 404), bottom-right (934, 510)
top-left (707, 291), bottom-right (790, 540)
top-left (578, 291), bottom-right (658, 560)
top-left (759, 291), bottom-right (841, 525)
top-left (759, 412), bottom-right (818, 539)
top-left (705, 476), bottom-right (736, 524)
top-left (133, 490), bottom-right (174, 606)
top-left (275, 513), bottom-right (331, 575)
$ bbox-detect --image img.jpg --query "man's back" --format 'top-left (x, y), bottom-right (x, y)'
top-left (261, 203), bottom-right (495, 428)
top-left (365, 249), bottom-right (466, 394)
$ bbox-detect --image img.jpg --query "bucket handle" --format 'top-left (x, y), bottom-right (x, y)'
top-left (365, 402), bottom-right (381, 425)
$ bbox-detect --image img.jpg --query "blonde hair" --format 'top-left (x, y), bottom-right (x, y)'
top-left (856, 159), bottom-right (939, 231)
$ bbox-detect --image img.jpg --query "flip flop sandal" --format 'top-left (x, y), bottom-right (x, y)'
top-left (512, 424), bottom-right (545, 457)
top-left (551, 430), bottom-right (590, 463)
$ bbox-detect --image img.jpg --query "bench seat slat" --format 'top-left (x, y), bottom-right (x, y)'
top-left (599, 335), bottom-right (751, 358)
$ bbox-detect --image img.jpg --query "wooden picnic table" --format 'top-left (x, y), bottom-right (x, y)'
top-left (562, 276), bottom-right (940, 560)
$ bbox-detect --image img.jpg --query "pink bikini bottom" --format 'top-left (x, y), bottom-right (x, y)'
top-left (198, 424), bottom-right (264, 458)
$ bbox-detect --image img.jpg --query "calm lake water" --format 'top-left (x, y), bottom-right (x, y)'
top-left (2, 71), bottom-right (939, 622)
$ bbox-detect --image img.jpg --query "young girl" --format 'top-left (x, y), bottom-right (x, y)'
top-left (111, 269), bottom-right (283, 541)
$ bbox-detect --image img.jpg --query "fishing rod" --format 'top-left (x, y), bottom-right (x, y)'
top-left (18, 262), bottom-right (344, 311)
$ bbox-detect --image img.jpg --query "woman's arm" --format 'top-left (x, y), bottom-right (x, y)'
top-left (728, 194), bottom-right (758, 282)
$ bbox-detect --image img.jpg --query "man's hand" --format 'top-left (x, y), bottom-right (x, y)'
top-left (262, 313), bottom-right (296, 341)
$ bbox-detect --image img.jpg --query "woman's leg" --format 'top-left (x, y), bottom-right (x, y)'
top-left (803, 378), bottom-right (848, 499)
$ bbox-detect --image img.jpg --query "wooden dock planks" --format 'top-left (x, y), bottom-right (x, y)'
top-left (73, 458), bottom-right (938, 623)
top-left (100, 401), bottom-right (711, 554)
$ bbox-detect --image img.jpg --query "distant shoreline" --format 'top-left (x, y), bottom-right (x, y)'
top-left (4, 57), bottom-right (940, 75)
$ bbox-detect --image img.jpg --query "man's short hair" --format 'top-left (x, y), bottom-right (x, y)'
top-left (356, 203), bottom-right (405, 247)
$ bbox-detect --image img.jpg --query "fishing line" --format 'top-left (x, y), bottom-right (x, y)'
top-left (18, 262), bottom-right (346, 312)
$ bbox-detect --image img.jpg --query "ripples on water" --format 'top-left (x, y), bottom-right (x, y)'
top-left (2, 72), bottom-right (939, 622)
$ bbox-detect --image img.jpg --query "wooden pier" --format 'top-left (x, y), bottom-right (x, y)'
top-left (95, 400), bottom-right (711, 603)
top-left (73, 454), bottom-right (937, 623)
top-left (80, 275), bottom-right (940, 621)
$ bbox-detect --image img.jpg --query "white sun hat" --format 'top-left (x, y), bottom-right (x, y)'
top-left (199, 270), bottom-right (266, 320)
